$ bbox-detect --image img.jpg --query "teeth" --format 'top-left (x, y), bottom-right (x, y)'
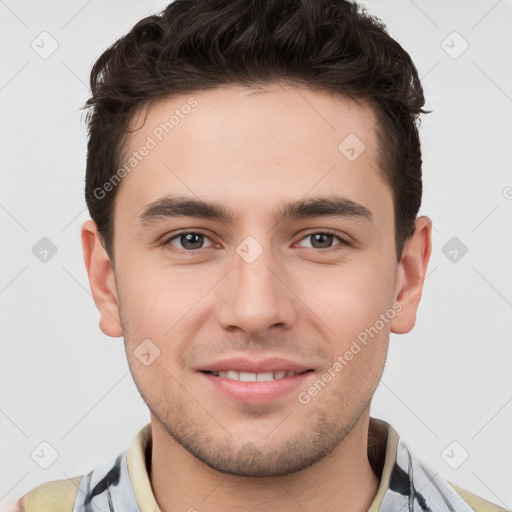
top-left (208, 370), bottom-right (299, 381)
top-left (257, 372), bottom-right (274, 382)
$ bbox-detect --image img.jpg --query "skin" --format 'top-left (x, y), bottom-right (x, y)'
top-left (82, 82), bottom-right (431, 512)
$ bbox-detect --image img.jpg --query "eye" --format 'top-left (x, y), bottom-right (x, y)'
top-left (296, 231), bottom-right (348, 250)
top-left (164, 231), bottom-right (216, 251)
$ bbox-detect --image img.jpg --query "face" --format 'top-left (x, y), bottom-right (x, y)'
top-left (83, 83), bottom-right (431, 477)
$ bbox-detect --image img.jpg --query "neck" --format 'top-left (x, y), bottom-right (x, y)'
top-left (150, 413), bottom-right (380, 512)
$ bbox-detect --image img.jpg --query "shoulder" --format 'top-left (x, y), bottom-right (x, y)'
top-left (373, 420), bottom-right (510, 512)
top-left (13, 475), bottom-right (82, 512)
top-left (448, 481), bottom-right (511, 512)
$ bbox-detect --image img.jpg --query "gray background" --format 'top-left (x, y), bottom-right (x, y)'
top-left (1, 0), bottom-right (511, 508)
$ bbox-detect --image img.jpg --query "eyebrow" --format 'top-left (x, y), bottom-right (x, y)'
top-left (138, 194), bottom-right (373, 226)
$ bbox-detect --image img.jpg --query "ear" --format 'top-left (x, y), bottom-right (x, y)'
top-left (81, 220), bottom-right (123, 337)
top-left (390, 216), bottom-right (432, 334)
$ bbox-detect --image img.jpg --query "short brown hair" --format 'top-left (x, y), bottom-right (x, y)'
top-left (84, 0), bottom-right (427, 262)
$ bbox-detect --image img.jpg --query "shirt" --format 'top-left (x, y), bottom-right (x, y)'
top-left (15, 417), bottom-right (509, 512)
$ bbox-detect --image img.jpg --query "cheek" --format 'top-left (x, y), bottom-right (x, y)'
top-left (116, 259), bottom-right (217, 341)
top-left (294, 257), bottom-right (397, 343)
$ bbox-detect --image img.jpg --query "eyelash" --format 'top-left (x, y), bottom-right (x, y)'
top-left (161, 229), bottom-right (350, 252)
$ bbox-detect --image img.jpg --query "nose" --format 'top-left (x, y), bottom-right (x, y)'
top-left (215, 240), bottom-right (297, 338)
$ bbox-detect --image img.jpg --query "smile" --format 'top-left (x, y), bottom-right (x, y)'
top-left (203, 370), bottom-right (308, 381)
top-left (200, 368), bottom-right (314, 404)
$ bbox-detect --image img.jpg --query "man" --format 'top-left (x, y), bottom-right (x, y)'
top-left (14, 0), bottom-right (508, 510)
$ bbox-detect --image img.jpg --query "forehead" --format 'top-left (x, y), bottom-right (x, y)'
top-left (114, 83), bottom-right (390, 226)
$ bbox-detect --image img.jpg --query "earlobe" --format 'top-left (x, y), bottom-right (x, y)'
top-left (81, 220), bottom-right (123, 338)
top-left (390, 216), bottom-right (432, 334)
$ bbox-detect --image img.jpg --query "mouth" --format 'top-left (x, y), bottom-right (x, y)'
top-left (199, 361), bottom-right (315, 404)
top-left (201, 369), bottom-right (313, 381)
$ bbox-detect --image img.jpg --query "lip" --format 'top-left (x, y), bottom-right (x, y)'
top-left (198, 357), bottom-right (314, 404)
top-left (200, 371), bottom-right (313, 404)
top-left (199, 357), bottom-right (312, 374)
